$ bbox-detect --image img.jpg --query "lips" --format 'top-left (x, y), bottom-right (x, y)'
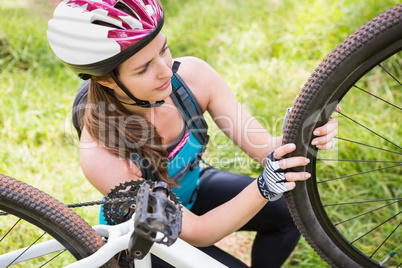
top-left (157, 78), bottom-right (171, 90)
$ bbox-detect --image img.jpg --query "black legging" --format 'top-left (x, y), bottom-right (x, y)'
top-left (152, 168), bottom-right (300, 268)
top-left (192, 168), bottom-right (300, 268)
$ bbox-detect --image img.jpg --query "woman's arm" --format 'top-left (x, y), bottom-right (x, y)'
top-left (181, 178), bottom-right (267, 247)
top-left (177, 57), bottom-right (278, 164)
top-left (179, 143), bottom-right (308, 247)
top-left (178, 57), bottom-right (338, 164)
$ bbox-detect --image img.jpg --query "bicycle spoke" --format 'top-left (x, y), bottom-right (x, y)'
top-left (350, 211), bottom-right (401, 245)
top-left (333, 200), bottom-right (400, 226)
top-left (353, 85), bottom-right (401, 111)
top-left (7, 232), bottom-right (47, 267)
top-left (324, 198), bottom-right (402, 207)
top-left (318, 159), bottom-right (401, 163)
top-left (378, 63), bottom-right (402, 87)
top-left (0, 218), bottom-right (21, 243)
top-left (317, 163), bottom-right (402, 183)
top-left (370, 221), bottom-right (401, 258)
top-left (335, 137), bottom-right (402, 155)
top-left (337, 111), bottom-right (401, 151)
top-left (38, 249), bottom-right (68, 268)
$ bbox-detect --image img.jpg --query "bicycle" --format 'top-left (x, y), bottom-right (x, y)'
top-left (0, 4), bottom-right (401, 268)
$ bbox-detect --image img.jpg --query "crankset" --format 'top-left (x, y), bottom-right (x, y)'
top-left (103, 180), bottom-right (182, 260)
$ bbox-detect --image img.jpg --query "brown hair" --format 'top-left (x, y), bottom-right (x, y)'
top-left (83, 75), bottom-right (174, 186)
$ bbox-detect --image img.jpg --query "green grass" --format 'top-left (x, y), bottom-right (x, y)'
top-left (0, 0), bottom-right (400, 267)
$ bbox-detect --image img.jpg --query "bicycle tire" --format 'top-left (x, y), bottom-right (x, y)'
top-left (0, 174), bottom-right (118, 267)
top-left (283, 4), bottom-right (401, 268)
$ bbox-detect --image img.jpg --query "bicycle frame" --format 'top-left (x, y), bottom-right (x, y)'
top-left (0, 215), bottom-right (228, 268)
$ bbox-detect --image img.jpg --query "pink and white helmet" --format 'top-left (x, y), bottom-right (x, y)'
top-left (47, 0), bottom-right (164, 79)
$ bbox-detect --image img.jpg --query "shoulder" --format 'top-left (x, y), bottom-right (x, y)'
top-left (174, 56), bottom-right (211, 70)
top-left (173, 57), bottom-right (225, 112)
top-left (174, 56), bottom-right (221, 85)
top-left (79, 127), bottom-right (142, 195)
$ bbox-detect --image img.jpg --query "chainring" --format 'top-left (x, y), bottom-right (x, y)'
top-left (102, 180), bottom-right (180, 225)
top-left (103, 180), bottom-right (144, 225)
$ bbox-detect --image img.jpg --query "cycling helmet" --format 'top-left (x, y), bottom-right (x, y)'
top-left (48, 0), bottom-right (165, 107)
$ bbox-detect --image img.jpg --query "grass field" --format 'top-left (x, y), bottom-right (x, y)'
top-left (0, 0), bottom-right (400, 266)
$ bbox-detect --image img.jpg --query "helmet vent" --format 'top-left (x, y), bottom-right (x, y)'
top-left (92, 20), bottom-right (124, 30)
top-left (115, 2), bottom-right (139, 20)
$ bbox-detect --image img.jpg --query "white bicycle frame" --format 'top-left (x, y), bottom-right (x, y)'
top-left (0, 214), bottom-right (228, 268)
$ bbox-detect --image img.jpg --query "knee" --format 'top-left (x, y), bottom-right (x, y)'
top-left (285, 220), bottom-right (301, 243)
top-left (279, 211), bottom-right (300, 241)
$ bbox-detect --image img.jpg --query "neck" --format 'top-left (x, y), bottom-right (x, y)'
top-left (123, 102), bottom-right (156, 118)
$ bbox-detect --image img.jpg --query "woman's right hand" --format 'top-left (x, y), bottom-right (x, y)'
top-left (257, 143), bottom-right (310, 201)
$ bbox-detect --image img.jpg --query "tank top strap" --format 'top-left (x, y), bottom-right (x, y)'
top-left (170, 61), bottom-right (209, 147)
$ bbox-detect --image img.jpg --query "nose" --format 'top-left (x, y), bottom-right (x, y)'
top-left (156, 56), bottom-right (173, 79)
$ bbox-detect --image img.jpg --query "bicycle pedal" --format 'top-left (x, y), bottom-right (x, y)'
top-left (129, 181), bottom-right (182, 259)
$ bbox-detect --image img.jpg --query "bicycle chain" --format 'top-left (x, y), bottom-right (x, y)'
top-left (0, 192), bottom-right (136, 216)
top-left (0, 180), bottom-right (180, 225)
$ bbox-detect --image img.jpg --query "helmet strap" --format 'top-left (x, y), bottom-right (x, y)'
top-left (109, 71), bottom-right (165, 108)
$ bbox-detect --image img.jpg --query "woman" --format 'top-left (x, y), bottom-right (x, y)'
top-left (48, 0), bottom-right (338, 267)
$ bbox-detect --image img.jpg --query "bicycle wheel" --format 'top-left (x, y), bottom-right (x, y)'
top-left (0, 174), bottom-right (118, 267)
top-left (283, 4), bottom-right (401, 268)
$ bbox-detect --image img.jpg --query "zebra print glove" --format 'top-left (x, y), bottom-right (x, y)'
top-left (257, 152), bottom-right (288, 201)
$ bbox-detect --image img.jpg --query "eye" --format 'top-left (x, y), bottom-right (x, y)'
top-left (161, 45), bottom-right (170, 54)
top-left (137, 64), bottom-right (149, 75)
top-left (136, 45), bottom-right (169, 76)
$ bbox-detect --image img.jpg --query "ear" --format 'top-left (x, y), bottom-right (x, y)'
top-left (97, 79), bottom-right (118, 90)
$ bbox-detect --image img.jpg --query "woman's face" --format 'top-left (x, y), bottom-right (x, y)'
top-left (114, 32), bottom-right (173, 105)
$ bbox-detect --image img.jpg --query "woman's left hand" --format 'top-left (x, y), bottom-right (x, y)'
top-left (311, 104), bottom-right (340, 150)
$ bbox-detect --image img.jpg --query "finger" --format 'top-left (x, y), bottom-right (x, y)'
top-left (316, 138), bottom-right (336, 150)
top-left (284, 181), bottom-right (296, 191)
top-left (335, 104), bottom-right (342, 113)
top-left (273, 143), bottom-right (296, 159)
top-left (285, 172), bottom-right (311, 182)
top-left (313, 117), bottom-right (338, 136)
top-left (279, 156), bottom-right (310, 170)
top-left (311, 128), bottom-right (337, 146)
